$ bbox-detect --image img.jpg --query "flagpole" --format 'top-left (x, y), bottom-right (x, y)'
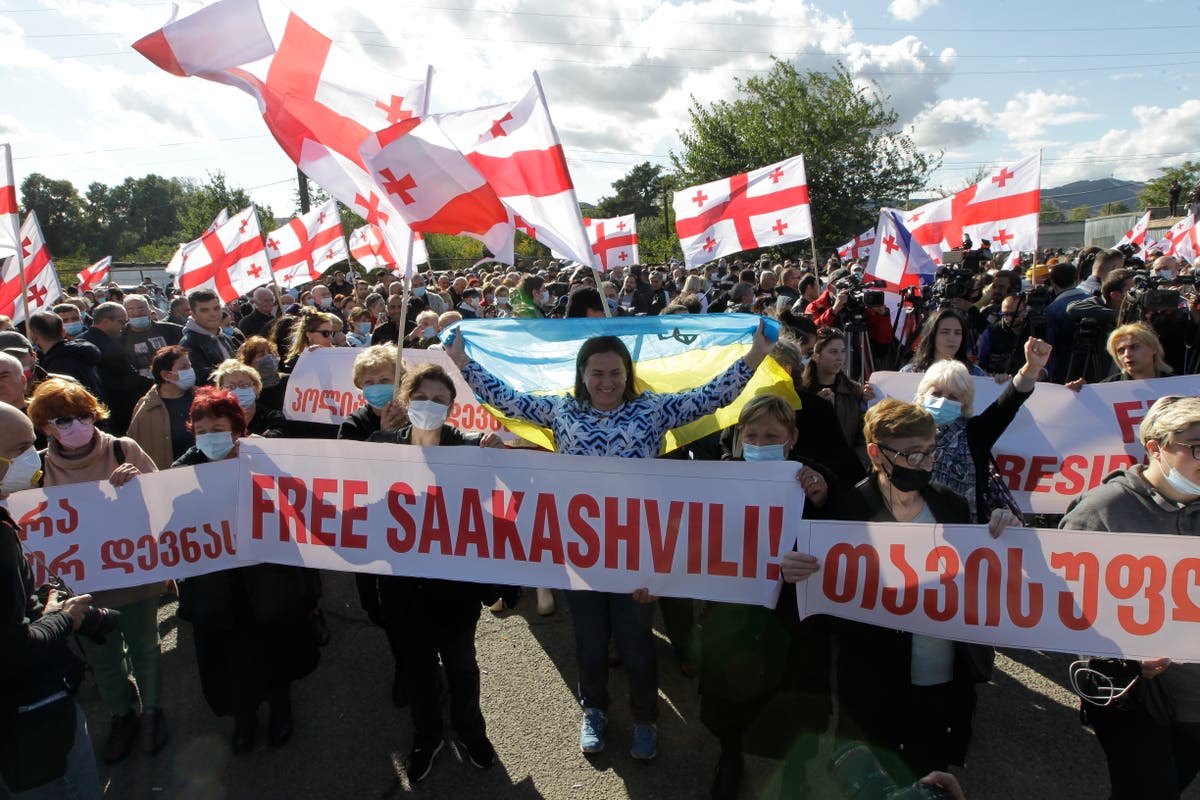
top-left (254, 204), bottom-right (286, 314)
top-left (392, 231), bottom-right (417, 389)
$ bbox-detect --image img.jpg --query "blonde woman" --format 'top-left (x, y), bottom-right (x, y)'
top-left (282, 309), bottom-right (337, 373)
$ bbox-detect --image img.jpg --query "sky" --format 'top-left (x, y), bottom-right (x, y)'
top-left (2, 0), bottom-right (1199, 237)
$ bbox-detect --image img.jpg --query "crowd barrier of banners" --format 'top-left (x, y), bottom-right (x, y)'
top-left (870, 372), bottom-right (1200, 515)
top-left (5, 439), bottom-right (1200, 661)
top-left (283, 347), bottom-right (516, 441)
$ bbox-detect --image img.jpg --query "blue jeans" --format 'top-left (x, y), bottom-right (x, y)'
top-left (2, 702), bottom-right (102, 800)
top-left (565, 590), bottom-right (658, 724)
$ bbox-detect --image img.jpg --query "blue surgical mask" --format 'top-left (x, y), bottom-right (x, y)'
top-left (413, 287), bottom-right (427, 297)
top-left (742, 443), bottom-right (787, 461)
top-left (196, 431), bottom-right (235, 460)
top-left (128, 315), bottom-right (151, 330)
top-left (1163, 461), bottom-right (1200, 498)
top-left (923, 396), bottom-right (962, 426)
top-left (64, 321), bottom-right (84, 336)
top-left (173, 368), bottom-right (196, 391)
top-left (223, 326), bottom-right (236, 337)
top-left (231, 387), bottom-right (257, 409)
top-left (362, 383), bottom-right (395, 408)
top-left (357, 322), bottom-right (372, 335)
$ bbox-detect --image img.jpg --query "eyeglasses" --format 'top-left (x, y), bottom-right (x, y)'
top-left (875, 442), bottom-right (941, 467)
top-left (1173, 442), bottom-right (1200, 460)
top-left (50, 412), bottom-right (95, 429)
top-left (312, 329), bottom-right (333, 338)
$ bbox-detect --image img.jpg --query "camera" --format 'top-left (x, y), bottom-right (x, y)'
top-left (830, 742), bottom-right (953, 800)
top-left (38, 575), bottom-right (121, 644)
top-left (932, 266), bottom-right (976, 303)
top-left (1114, 243), bottom-right (1145, 270)
top-left (834, 276), bottom-right (888, 317)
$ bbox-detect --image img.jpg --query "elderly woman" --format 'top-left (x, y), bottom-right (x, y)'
top-left (910, 336), bottom-right (1051, 523)
top-left (127, 344), bottom-right (195, 471)
top-left (406, 310), bottom-right (441, 349)
top-left (781, 399), bottom-right (1018, 786)
top-left (1061, 396), bottom-right (1200, 799)
top-left (173, 388), bottom-right (319, 754)
top-left (28, 379), bottom-right (166, 764)
top-left (901, 309), bottom-right (987, 376)
top-left (212, 359), bottom-right (284, 437)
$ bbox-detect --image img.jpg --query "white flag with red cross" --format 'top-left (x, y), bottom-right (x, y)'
top-left (349, 224), bottom-right (427, 272)
top-left (134, 0), bottom-right (429, 278)
top-left (582, 215), bottom-right (639, 272)
top-left (167, 209), bottom-right (229, 276)
top-left (837, 229), bottom-right (875, 262)
top-left (77, 256), bottom-right (112, 292)
top-left (360, 118), bottom-right (514, 265)
top-left (175, 206), bottom-right (269, 303)
top-left (864, 208), bottom-right (939, 292)
top-left (435, 76), bottom-right (593, 268)
top-left (672, 154), bottom-right (813, 269)
top-left (902, 153), bottom-right (1041, 264)
top-left (0, 144), bottom-right (19, 260)
top-left (1160, 214), bottom-right (1199, 264)
top-left (0, 212), bottom-right (62, 324)
top-left (264, 199), bottom-right (347, 290)
top-left (1115, 210), bottom-right (1152, 257)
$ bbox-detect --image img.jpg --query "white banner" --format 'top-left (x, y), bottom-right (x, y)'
top-left (799, 521), bottom-right (1200, 662)
top-left (283, 346), bottom-right (515, 441)
top-left (235, 438), bottom-right (801, 606)
top-left (3, 463), bottom-right (243, 593)
top-left (869, 372), bottom-right (1200, 515)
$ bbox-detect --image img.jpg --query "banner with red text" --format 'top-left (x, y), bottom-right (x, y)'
top-left (869, 372), bottom-right (1200, 515)
top-left (282, 346), bottom-right (516, 441)
top-left (2, 463), bottom-right (243, 593)
top-left (799, 521), bottom-right (1200, 662)
top-left (235, 438), bottom-right (801, 606)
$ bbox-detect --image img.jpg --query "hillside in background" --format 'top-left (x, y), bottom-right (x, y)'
top-left (1042, 178), bottom-right (1144, 214)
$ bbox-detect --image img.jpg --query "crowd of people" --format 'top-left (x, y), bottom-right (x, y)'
top-left (1, 241), bottom-right (1198, 800)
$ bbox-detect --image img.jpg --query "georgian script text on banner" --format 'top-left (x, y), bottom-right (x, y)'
top-left (235, 438), bottom-right (801, 607)
top-left (2, 463), bottom-right (243, 593)
top-left (283, 346), bottom-right (515, 441)
top-left (798, 521), bottom-right (1200, 663)
top-left (869, 372), bottom-right (1200, 515)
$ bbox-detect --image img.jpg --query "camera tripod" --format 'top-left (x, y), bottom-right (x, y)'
top-left (842, 317), bottom-right (876, 382)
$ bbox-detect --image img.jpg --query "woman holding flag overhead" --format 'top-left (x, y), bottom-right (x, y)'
top-left (447, 318), bottom-right (773, 762)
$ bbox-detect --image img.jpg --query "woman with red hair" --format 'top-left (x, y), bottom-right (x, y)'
top-left (172, 387), bottom-right (320, 754)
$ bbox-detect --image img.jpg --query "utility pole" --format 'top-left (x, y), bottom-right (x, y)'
top-left (297, 167), bottom-right (311, 214)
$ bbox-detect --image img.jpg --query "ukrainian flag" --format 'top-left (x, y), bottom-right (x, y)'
top-left (441, 314), bottom-right (800, 454)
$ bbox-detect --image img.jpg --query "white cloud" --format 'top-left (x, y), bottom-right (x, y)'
top-left (888, 0), bottom-right (940, 21)
top-left (910, 97), bottom-right (994, 149)
top-left (998, 90), bottom-right (1101, 139)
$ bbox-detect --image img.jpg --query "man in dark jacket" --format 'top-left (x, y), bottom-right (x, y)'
top-left (179, 289), bottom-right (237, 386)
top-left (122, 294), bottom-right (183, 381)
top-left (25, 311), bottom-right (105, 401)
top-left (0, 402), bottom-right (102, 796)
top-left (80, 302), bottom-right (151, 435)
top-left (238, 287), bottom-right (278, 338)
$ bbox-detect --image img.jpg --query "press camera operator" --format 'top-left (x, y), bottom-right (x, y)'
top-left (1114, 255), bottom-right (1200, 376)
top-left (809, 271), bottom-right (896, 371)
top-left (976, 294), bottom-right (1029, 376)
top-left (1062, 268), bottom-right (1136, 384)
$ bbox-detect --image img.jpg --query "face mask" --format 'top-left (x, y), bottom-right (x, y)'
top-left (318, 297), bottom-right (333, 309)
top-left (408, 399), bottom-right (450, 431)
top-left (56, 420), bottom-right (95, 449)
top-left (540, 291), bottom-right (551, 305)
top-left (0, 445), bottom-right (43, 493)
top-left (885, 460), bottom-right (932, 493)
top-left (128, 315), bottom-right (151, 330)
top-left (196, 431), bottom-right (235, 460)
top-left (254, 355), bottom-right (280, 387)
top-left (922, 396), bottom-right (962, 426)
top-left (498, 297), bottom-right (509, 306)
top-left (223, 326), bottom-right (236, 337)
top-left (420, 326), bottom-right (437, 339)
top-left (413, 287), bottom-right (426, 297)
top-left (64, 321), bottom-right (84, 336)
top-left (357, 322), bottom-right (372, 335)
top-left (173, 368), bottom-right (196, 391)
top-left (742, 443), bottom-right (787, 462)
top-left (1158, 271), bottom-right (1174, 281)
top-left (232, 387), bottom-right (257, 409)
top-left (362, 383), bottom-right (395, 408)
top-left (1162, 459), bottom-right (1200, 498)
top-left (486, 294), bottom-right (494, 303)
top-left (305, 300), bottom-right (315, 307)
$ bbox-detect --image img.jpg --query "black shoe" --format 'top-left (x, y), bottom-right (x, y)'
top-left (392, 669), bottom-right (410, 708)
top-left (407, 740), bottom-right (444, 783)
top-left (462, 736), bottom-right (496, 770)
top-left (711, 749), bottom-right (744, 800)
top-left (102, 711), bottom-right (140, 764)
top-left (144, 707), bottom-right (169, 755)
top-left (232, 711), bottom-right (257, 755)
top-left (267, 691), bottom-right (293, 747)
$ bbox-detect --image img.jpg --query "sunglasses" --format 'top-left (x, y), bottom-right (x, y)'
top-left (312, 330), bottom-right (334, 338)
top-left (50, 412), bottom-right (95, 429)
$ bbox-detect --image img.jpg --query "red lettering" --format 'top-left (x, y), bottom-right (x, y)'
top-left (386, 482), bottom-right (416, 553)
top-left (881, 543), bottom-right (919, 615)
top-left (251, 473), bottom-right (275, 541)
top-left (1051, 551), bottom-right (1100, 631)
top-left (1106, 554), bottom-right (1167, 636)
top-left (604, 497), bottom-right (640, 571)
top-left (491, 490), bottom-right (527, 561)
top-left (994, 454), bottom-right (1024, 490)
top-left (686, 502), bottom-right (704, 574)
top-left (277, 477), bottom-right (309, 544)
top-left (963, 549), bottom-right (1002, 626)
top-left (454, 488), bottom-right (490, 558)
top-left (340, 480), bottom-right (369, 550)
top-left (1005, 549), bottom-right (1043, 628)
top-left (418, 486), bottom-right (451, 555)
top-left (1172, 557), bottom-right (1200, 622)
top-left (309, 478), bottom-right (339, 547)
top-left (922, 547), bottom-right (960, 622)
top-left (199, 522), bottom-right (224, 559)
top-left (179, 527), bottom-right (200, 563)
top-left (567, 494), bottom-right (601, 568)
top-left (159, 530), bottom-right (180, 567)
top-left (646, 500), bottom-right (684, 574)
top-left (1023, 456), bottom-right (1057, 493)
top-left (705, 503), bottom-right (736, 578)
top-left (1107, 454), bottom-right (1137, 473)
top-left (1054, 455), bottom-right (1088, 496)
top-left (1113, 400), bottom-right (1148, 445)
top-left (823, 543), bottom-right (880, 608)
top-left (100, 538), bottom-right (134, 573)
top-left (529, 493), bottom-right (565, 565)
top-left (136, 533), bottom-right (158, 570)
top-left (739, 505), bottom-right (759, 579)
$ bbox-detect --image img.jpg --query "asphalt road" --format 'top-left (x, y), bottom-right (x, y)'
top-left (80, 572), bottom-right (1197, 799)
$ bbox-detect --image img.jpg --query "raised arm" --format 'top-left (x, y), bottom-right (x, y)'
top-left (447, 332), bottom-right (556, 426)
top-left (653, 321), bottom-right (773, 429)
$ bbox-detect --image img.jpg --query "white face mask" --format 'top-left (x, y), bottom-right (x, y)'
top-left (173, 368), bottom-right (197, 391)
top-left (408, 399), bottom-right (450, 431)
top-left (0, 445), bottom-right (42, 494)
top-left (1162, 456), bottom-right (1200, 498)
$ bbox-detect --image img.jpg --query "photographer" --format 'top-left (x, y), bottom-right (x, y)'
top-left (0, 401), bottom-right (102, 798)
top-left (810, 273), bottom-right (896, 370)
top-left (1060, 396), bottom-right (1200, 799)
top-left (1061, 268), bottom-right (1135, 384)
top-left (976, 294), bottom-right (1029, 376)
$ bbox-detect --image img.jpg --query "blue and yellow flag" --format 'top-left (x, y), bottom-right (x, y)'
top-left (442, 314), bottom-right (800, 454)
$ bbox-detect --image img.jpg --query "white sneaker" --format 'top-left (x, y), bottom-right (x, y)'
top-left (536, 587), bottom-right (556, 616)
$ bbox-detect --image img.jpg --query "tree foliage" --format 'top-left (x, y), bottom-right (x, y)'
top-left (1099, 200), bottom-right (1130, 216)
top-left (670, 59), bottom-right (936, 256)
top-left (1039, 201), bottom-right (1064, 224)
top-left (1138, 161), bottom-right (1200, 210)
top-left (20, 174), bottom-right (86, 258)
top-left (594, 162), bottom-right (666, 220)
top-left (1068, 205), bottom-right (1092, 222)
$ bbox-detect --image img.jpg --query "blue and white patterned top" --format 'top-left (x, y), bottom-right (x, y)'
top-left (461, 358), bottom-right (755, 458)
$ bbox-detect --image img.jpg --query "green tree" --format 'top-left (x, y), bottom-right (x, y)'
top-left (177, 171), bottom-right (270, 240)
top-left (1068, 205), bottom-right (1092, 222)
top-left (594, 162), bottom-right (665, 220)
top-left (671, 59), bottom-right (936, 253)
top-left (20, 173), bottom-right (86, 257)
top-left (1039, 201), bottom-right (1064, 224)
top-left (1138, 161), bottom-right (1200, 210)
top-left (1099, 201), bottom-right (1130, 216)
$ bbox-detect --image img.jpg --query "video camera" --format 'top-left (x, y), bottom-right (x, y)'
top-left (1114, 243), bottom-right (1145, 271)
top-left (833, 274), bottom-right (888, 313)
top-left (930, 259), bottom-right (977, 304)
top-left (1126, 272), bottom-right (1194, 314)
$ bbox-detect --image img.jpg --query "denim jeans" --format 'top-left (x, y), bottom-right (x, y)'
top-left (3, 702), bottom-right (102, 800)
top-left (77, 595), bottom-right (161, 715)
top-left (565, 590), bottom-right (658, 723)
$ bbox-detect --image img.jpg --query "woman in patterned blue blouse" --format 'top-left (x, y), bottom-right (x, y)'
top-left (447, 324), bottom-right (773, 762)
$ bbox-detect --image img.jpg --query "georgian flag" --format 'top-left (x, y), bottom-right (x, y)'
top-left (1160, 214), bottom-right (1199, 264)
top-left (349, 224), bottom-right (428, 272)
top-left (176, 205), bottom-right (269, 303)
top-left (77, 256), bottom-right (112, 292)
top-left (265, 199), bottom-right (347, 290)
top-left (134, 0), bottom-right (429, 278)
top-left (865, 208), bottom-right (939, 292)
top-left (582, 215), bottom-right (639, 272)
top-left (166, 209), bottom-right (229, 276)
top-left (1115, 210), bottom-right (1152, 258)
top-left (672, 154), bottom-right (813, 269)
top-left (0, 212), bottom-right (62, 324)
top-left (0, 144), bottom-right (19, 260)
top-left (837, 229), bottom-right (875, 262)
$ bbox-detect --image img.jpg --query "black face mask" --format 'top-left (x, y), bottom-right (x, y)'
top-left (886, 461), bottom-right (932, 493)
